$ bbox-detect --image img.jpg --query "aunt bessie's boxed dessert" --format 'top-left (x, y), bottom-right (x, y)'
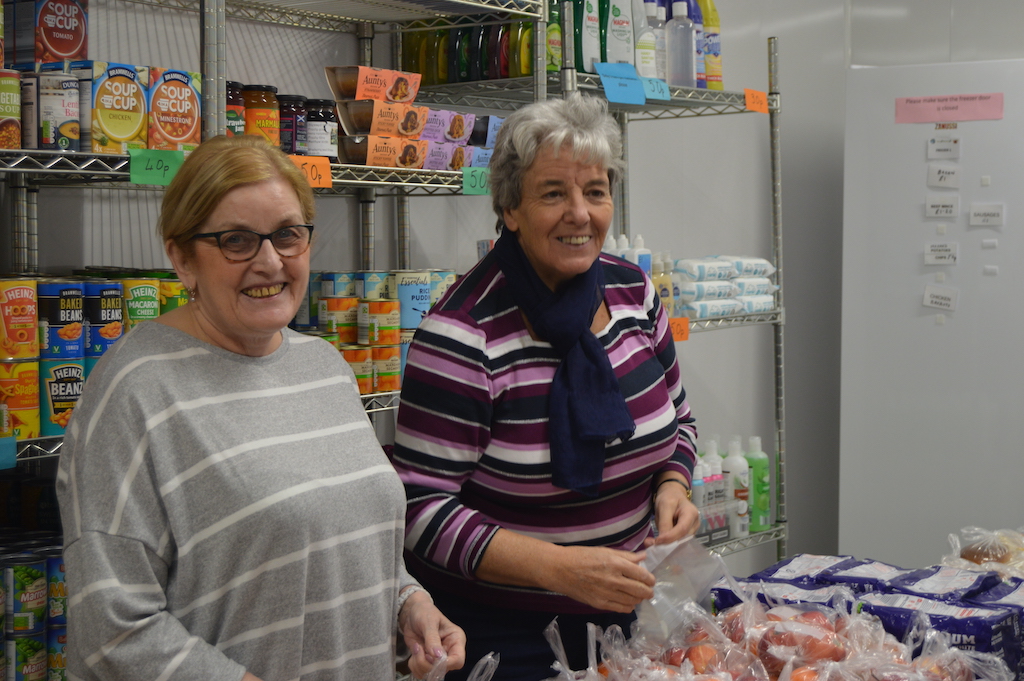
top-left (325, 66), bottom-right (421, 103)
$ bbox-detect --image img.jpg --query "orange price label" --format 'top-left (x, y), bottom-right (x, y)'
top-left (744, 88), bottom-right (769, 114)
top-left (669, 317), bottom-right (690, 342)
top-left (290, 155), bottom-right (332, 188)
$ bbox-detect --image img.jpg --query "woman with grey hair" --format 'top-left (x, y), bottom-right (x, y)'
top-left (392, 94), bottom-right (700, 680)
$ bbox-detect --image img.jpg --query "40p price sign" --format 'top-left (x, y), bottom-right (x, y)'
top-left (290, 156), bottom-right (332, 188)
top-left (462, 167), bottom-right (490, 195)
top-left (128, 149), bottom-right (184, 186)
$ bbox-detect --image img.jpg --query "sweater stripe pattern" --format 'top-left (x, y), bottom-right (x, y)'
top-left (57, 324), bottom-right (417, 681)
top-left (392, 253), bottom-right (697, 613)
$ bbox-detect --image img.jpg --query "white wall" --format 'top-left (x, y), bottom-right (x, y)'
top-left (29, 0), bottom-right (1024, 577)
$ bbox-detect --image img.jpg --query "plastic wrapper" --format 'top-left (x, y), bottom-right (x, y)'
top-left (942, 527), bottom-right (1024, 581)
top-left (882, 566), bottom-right (1002, 604)
top-left (466, 652), bottom-right (500, 681)
top-left (748, 555), bottom-right (863, 590)
top-left (815, 560), bottom-right (909, 595)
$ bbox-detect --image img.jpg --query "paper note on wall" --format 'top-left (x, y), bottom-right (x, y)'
top-left (927, 163), bottom-right (960, 189)
top-left (923, 284), bottom-right (960, 311)
top-left (969, 203), bottom-right (1005, 227)
top-left (924, 243), bottom-right (959, 265)
top-left (925, 194), bottom-right (960, 218)
top-left (897, 93), bottom-right (1003, 123)
top-left (927, 137), bottom-right (960, 160)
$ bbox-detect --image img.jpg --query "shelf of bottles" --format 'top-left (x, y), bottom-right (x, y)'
top-left (688, 309), bottom-right (783, 334)
top-left (708, 524), bottom-right (787, 558)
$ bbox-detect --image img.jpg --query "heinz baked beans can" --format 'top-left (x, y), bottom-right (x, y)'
top-left (393, 270), bottom-right (430, 329)
top-left (0, 361), bottom-right (39, 440)
top-left (340, 345), bottom-right (372, 395)
top-left (0, 70), bottom-right (22, 150)
top-left (82, 280), bottom-right (123, 357)
top-left (118, 278), bottom-right (159, 332)
top-left (372, 345), bottom-right (401, 392)
top-left (357, 299), bottom-right (400, 345)
top-left (39, 359), bottom-right (82, 437)
top-left (0, 279), bottom-right (38, 361)
top-left (37, 280), bottom-right (84, 360)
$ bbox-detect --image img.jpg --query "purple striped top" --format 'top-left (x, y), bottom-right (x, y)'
top-left (392, 252), bottom-right (698, 614)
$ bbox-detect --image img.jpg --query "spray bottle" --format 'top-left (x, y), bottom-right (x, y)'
top-left (746, 436), bottom-right (771, 532)
top-left (722, 439), bottom-right (750, 538)
top-left (704, 441), bottom-right (728, 539)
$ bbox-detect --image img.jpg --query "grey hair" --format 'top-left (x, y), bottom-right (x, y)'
top-left (488, 93), bottom-right (624, 232)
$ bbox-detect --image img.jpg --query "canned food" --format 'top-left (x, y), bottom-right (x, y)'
top-left (356, 271), bottom-right (389, 299)
top-left (0, 362), bottom-right (40, 441)
top-left (357, 299), bottom-right (400, 345)
top-left (1, 566), bottom-right (6, 632)
top-left (393, 270), bottom-right (431, 329)
top-left (39, 360), bottom-right (83, 438)
top-left (0, 70), bottom-right (22, 150)
top-left (118, 278), bottom-right (160, 331)
top-left (3, 554), bottom-right (46, 634)
top-left (6, 630), bottom-right (46, 681)
top-left (372, 345), bottom-right (401, 392)
top-left (430, 269), bottom-right (457, 305)
top-left (158, 279), bottom-right (189, 315)
top-left (399, 328), bottom-right (416, 378)
top-left (20, 72), bottom-right (79, 152)
top-left (34, 548), bottom-right (63, 628)
top-left (82, 280), bottom-right (123, 357)
top-left (340, 345), bottom-right (372, 395)
top-left (318, 296), bottom-right (358, 343)
top-left (46, 626), bottom-right (66, 681)
top-left (0, 279), bottom-right (38, 361)
top-left (37, 280), bottom-right (84, 360)
top-left (321, 272), bottom-right (356, 297)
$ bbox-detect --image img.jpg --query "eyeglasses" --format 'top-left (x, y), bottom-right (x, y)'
top-left (191, 224), bottom-right (314, 262)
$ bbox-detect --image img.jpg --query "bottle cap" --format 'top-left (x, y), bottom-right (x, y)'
top-left (749, 436), bottom-right (762, 453)
top-left (634, 234), bottom-right (645, 248)
top-left (705, 439), bottom-right (719, 458)
top-left (653, 260), bottom-right (663, 275)
top-left (728, 439), bottom-right (743, 457)
top-left (673, 1), bottom-right (688, 16)
top-left (616, 234), bottom-right (629, 249)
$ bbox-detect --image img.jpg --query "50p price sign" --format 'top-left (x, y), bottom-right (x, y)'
top-left (462, 167), bottom-right (490, 195)
top-left (290, 156), bottom-right (332, 188)
top-left (128, 149), bottom-right (184, 186)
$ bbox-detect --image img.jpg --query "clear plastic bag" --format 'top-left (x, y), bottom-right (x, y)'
top-left (466, 652), bottom-right (500, 681)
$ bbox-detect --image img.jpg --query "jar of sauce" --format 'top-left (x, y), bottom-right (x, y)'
top-left (242, 84), bottom-right (280, 146)
top-left (306, 99), bottom-right (338, 162)
top-left (278, 94), bottom-right (308, 155)
top-left (226, 81), bottom-right (245, 137)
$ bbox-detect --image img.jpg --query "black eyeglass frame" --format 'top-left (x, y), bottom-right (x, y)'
top-left (190, 224), bottom-right (315, 262)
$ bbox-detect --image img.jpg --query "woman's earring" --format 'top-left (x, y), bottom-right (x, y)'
top-left (187, 286), bottom-right (197, 302)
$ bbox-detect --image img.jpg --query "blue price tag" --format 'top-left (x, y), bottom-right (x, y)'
top-left (0, 436), bottom-right (16, 470)
top-left (642, 77), bottom-right (671, 101)
top-left (594, 62), bottom-right (646, 105)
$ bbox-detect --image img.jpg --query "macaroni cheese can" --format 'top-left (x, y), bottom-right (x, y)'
top-left (7, 630), bottom-right (47, 681)
top-left (37, 279), bottom-right (84, 360)
top-left (0, 70), bottom-right (22, 150)
top-left (0, 361), bottom-right (40, 440)
top-left (430, 269), bottom-right (457, 305)
top-left (318, 296), bottom-right (358, 344)
top-left (340, 345), bottom-right (372, 395)
top-left (158, 279), bottom-right (189, 314)
top-left (372, 344), bottom-right (401, 392)
top-left (357, 299), bottom-right (399, 345)
top-left (3, 553), bottom-right (46, 634)
top-left (39, 359), bottom-right (82, 438)
top-left (0, 279), bottom-right (38, 361)
top-left (82, 280), bottom-right (124, 357)
top-left (393, 270), bottom-right (430, 329)
top-left (47, 626), bottom-right (67, 681)
top-left (118, 278), bottom-right (159, 331)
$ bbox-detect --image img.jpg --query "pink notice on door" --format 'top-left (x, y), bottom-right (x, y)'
top-left (895, 93), bottom-right (1004, 124)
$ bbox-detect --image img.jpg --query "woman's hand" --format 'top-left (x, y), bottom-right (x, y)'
top-left (644, 476), bottom-right (700, 547)
top-left (548, 545), bottom-right (656, 613)
top-left (399, 590), bottom-right (467, 679)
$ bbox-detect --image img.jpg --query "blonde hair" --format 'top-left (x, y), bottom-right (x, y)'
top-left (159, 135), bottom-right (316, 254)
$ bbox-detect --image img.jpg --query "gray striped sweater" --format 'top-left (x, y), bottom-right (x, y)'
top-left (56, 323), bottom-right (417, 681)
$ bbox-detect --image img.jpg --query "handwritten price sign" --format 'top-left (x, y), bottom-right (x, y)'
top-left (669, 317), bottom-right (690, 342)
top-left (128, 149), bottom-right (184, 186)
top-left (462, 167), bottom-right (490, 195)
top-left (290, 156), bottom-right (332, 188)
top-left (744, 88), bottom-right (769, 114)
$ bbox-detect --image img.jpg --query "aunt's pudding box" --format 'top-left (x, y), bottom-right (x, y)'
top-left (4, 0), bottom-right (88, 66)
top-left (147, 67), bottom-right (200, 151)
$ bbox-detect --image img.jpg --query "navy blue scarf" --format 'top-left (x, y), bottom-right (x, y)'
top-left (493, 227), bottom-right (635, 497)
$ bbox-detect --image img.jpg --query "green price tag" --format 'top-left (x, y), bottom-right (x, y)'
top-left (462, 167), bottom-right (490, 195)
top-left (128, 148), bottom-right (185, 186)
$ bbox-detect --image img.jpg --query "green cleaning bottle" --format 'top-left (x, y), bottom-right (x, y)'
top-left (746, 436), bottom-right (771, 532)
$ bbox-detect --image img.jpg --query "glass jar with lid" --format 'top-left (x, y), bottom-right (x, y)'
top-left (242, 84), bottom-right (280, 146)
top-left (306, 99), bottom-right (338, 162)
top-left (278, 95), bottom-right (308, 155)
top-left (226, 81), bottom-right (245, 137)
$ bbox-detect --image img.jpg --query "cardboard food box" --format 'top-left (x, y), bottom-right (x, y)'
top-left (422, 141), bottom-right (473, 172)
top-left (147, 67), bottom-right (201, 151)
top-left (419, 109), bottom-right (474, 145)
top-left (325, 65), bottom-right (421, 103)
top-left (337, 99), bottom-right (427, 138)
top-left (4, 0), bottom-right (87, 66)
top-left (339, 135), bottom-right (427, 169)
top-left (91, 61), bottom-right (148, 153)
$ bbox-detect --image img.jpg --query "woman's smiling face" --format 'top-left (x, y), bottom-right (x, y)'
top-left (168, 175), bottom-right (309, 356)
top-left (503, 145), bottom-right (614, 291)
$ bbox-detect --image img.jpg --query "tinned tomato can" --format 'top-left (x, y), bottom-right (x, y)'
top-left (39, 359), bottom-right (82, 437)
top-left (0, 361), bottom-right (40, 440)
top-left (371, 344), bottom-right (401, 393)
top-left (37, 279), bottom-right (84, 360)
top-left (82, 280), bottom-right (123, 357)
top-left (357, 299), bottom-right (400, 345)
top-left (340, 345), bottom-right (372, 395)
top-left (0, 279), bottom-right (37, 361)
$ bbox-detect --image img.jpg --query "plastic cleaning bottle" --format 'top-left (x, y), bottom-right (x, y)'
top-left (546, 0), bottom-right (563, 72)
top-left (653, 258), bottom-right (673, 315)
top-left (696, 0), bottom-right (721, 89)
top-left (665, 1), bottom-right (696, 87)
top-left (614, 233), bottom-right (630, 257)
top-left (487, 22), bottom-right (510, 80)
top-left (602, 0), bottom-right (635, 64)
top-left (509, 20), bottom-right (533, 77)
top-left (722, 439), bottom-right (750, 538)
top-left (746, 436), bottom-right (771, 532)
top-left (631, 0), bottom-right (658, 78)
top-left (646, 1), bottom-right (667, 81)
top-left (447, 25), bottom-right (470, 83)
top-left (575, 0), bottom-right (602, 73)
top-left (704, 441), bottom-right (727, 534)
top-left (685, 0), bottom-right (705, 88)
top-left (626, 234), bottom-right (652, 277)
top-left (690, 459), bottom-right (707, 535)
